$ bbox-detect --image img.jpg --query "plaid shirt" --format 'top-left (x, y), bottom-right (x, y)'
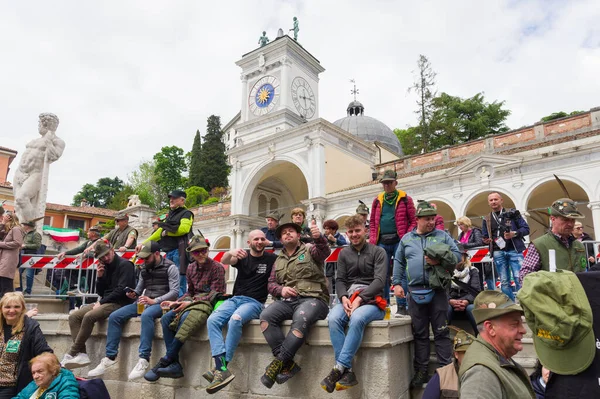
top-left (519, 232), bottom-right (571, 285)
top-left (180, 257), bottom-right (226, 302)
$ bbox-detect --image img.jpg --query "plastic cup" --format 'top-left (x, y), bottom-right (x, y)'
top-left (137, 302), bottom-right (145, 315)
top-left (25, 303), bottom-right (38, 312)
top-left (161, 303), bottom-right (170, 315)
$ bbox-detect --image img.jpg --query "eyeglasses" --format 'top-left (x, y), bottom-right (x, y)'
top-left (573, 227), bottom-right (583, 230)
top-left (191, 248), bottom-right (208, 256)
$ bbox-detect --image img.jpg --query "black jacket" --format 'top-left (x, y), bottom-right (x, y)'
top-left (457, 227), bottom-right (483, 249)
top-left (96, 254), bottom-right (135, 305)
top-left (15, 316), bottom-right (53, 392)
top-left (449, 267), bottom-right (481, 303)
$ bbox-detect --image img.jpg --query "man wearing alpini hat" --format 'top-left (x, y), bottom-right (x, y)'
top-left (459, 291), bottom-right (535, 399)
top-left (519, 198), bottom-right (587, 285)
top-left (261, 210), bottom-right (284, 248)
top-left (423, 329), bottom-right (475, 398)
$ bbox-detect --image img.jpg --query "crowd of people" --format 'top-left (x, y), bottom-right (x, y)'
top-left (1, 171), bottom-right (599, 398)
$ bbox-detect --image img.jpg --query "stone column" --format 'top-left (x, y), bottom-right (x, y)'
top-left (587, 201), bottom-right (600, 253)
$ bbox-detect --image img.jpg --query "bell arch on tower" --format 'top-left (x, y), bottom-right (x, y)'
top-left (240, 157), bottom-right (310, 223)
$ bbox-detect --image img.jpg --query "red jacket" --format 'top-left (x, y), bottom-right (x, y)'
top-left (369, 190), bottom-right (416, 245)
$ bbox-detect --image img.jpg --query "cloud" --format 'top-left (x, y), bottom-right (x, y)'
top-left (2, 0), bottom-right (599, 205)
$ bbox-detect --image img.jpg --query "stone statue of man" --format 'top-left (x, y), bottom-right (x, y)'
top-left (13, 113), bottom-right (65, 223)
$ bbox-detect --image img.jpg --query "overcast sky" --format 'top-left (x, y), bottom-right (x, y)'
top-left (2, 0), bottom-right (599, 205)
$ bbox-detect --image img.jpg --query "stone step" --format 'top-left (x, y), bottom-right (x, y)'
top-left (25, 298), bottom-right (70, 314)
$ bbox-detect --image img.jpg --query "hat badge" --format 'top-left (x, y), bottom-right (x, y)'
top-left (488, 303), bottom-right (496, 309)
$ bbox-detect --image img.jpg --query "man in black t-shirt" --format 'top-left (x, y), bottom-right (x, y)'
top-left (204, 230), bottom-right (276, 394)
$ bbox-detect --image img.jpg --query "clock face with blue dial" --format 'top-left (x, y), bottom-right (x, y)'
top-left (249, 75), bottom-right (280, 116)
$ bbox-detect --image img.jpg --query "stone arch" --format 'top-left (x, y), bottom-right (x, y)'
top-left (241, 158), bottom-right (310, 223)
top-left (213, 235), bottom-right (231, 250)
top-left (461, 190), bottom-right (517, 230)
top-left (332, 213), bottom-right (353, 234)
top-left (525, 177), bottom-right (592, 241)
top-left (429, 199), bottom-right (457, 237)
top-left (258, 194), bottom-right (268, 217)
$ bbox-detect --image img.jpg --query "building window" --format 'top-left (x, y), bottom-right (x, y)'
top-left (43, 216), bottom-right (52, 226)
top-left (269, 198), bottom-right (279, 214)
top-left (67, 218), bottom-right (86, 230)
top-left (258, 194), bottom-right (267, 218)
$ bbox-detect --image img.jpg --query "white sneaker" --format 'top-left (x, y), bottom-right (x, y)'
top-left (128, 358), bottom-right (149, 380)
top-left (88, 357), bottom-right (118, 377)
top-left (62, 353), bottom-right (91, 370)
top-left (60, 354), bottom-right (74, 368)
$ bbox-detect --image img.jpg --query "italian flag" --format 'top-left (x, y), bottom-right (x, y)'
top-left (42, 226), bottom-right (80, 242)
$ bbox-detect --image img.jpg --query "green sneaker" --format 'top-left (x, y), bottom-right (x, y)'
top-left (260, 359), bottom-right (283, 389)
top-left (335, 370), bottom-right (358, 391)
top-left (206, 369), bottom-right (235, 394)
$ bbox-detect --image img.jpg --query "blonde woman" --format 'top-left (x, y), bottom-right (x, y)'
top-left (0, 211), bottom-right (25, 297)
top-left (456, 216), bottom-right (483, 249)
top-left (14, 353), bottom-right (79, 399)
top-left (0, 292), bottom-right (52, 398)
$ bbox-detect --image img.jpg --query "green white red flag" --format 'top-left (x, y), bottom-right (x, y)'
top-left (42, 225), bottom-right (80, 242)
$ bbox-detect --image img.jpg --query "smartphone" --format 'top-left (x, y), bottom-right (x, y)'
top-left (125, 287), bottom-right (136, 294)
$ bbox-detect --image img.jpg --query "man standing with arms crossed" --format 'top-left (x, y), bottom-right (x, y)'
top-left (369, 169), bottom-right (416, 315)
top-left (204, 230), bottom-right (276, 394)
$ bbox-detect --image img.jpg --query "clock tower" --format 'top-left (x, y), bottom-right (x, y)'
top-left (234, 35), bottom-right (325, 143)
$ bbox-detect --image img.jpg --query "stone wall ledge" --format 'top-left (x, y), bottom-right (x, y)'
top-left (38, 314), bottom-right (415, 399)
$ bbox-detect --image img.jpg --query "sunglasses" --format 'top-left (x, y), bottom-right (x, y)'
top-left (191, 248), bottom-right (208, 256)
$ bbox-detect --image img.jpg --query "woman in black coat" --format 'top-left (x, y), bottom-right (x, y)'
top-left (0, 292), bottom-right (52, 399)
top-left (456, 216), bottom-right (483, 249)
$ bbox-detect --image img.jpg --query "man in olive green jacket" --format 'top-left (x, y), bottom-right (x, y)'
top-left (519, 198), bottom-right (587, 285)
top-left (459, 291), bottom-right (535, 399)
top-left (259, 219), bottom-right (330, 389)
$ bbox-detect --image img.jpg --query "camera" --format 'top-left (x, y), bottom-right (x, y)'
top-left (498, 209), bottom-right (521, 235)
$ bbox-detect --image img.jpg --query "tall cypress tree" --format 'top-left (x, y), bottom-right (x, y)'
top-left (188, 130), bottom-right (203, 188)
top-left (198, 115), bottom-right (229, 190)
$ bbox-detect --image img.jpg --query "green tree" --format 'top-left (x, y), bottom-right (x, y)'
top-left (153, 146), bottom-right (187, 205)
top-left (540, 110), bottom-right (584, 122)
top-left (188, 130), bottom-right (203, 188)
top-left (408, 55), bottom-right (437, 153)
top-left (185, 186), bottom-right (209, 208)
top-left (198, 115), bottom-right (229, 190)
top-left (128, 161), bottom-right (163, 209)
top-left (394, 126), bottom-right (424, 156)
top-left (429, 92), bottom-right (511, 147)
top-left (72, 177), bottom-right (124, 207)
top-left (107, 185), bottom-right (135, 210)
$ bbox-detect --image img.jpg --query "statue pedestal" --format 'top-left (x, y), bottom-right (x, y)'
top-left (123, 204), bottom-right (156, 229)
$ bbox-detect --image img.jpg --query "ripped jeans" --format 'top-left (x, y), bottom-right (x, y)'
top-left (260, 297), bottom-right (329, 362)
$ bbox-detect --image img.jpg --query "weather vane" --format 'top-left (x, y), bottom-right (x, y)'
top-left (350, 79), bottom-right (359, 101)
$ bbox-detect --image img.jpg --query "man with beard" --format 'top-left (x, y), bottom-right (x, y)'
top-left (259, 219), bottom-right (330, 388)
top-left (139, 189), bottom-right (194, 296)
top-left (144, 235), bottom-right (225, 382)
top-left (204, 230), bottom-right (277, 394)
top-left (86, 241), bottom-right (179, 380)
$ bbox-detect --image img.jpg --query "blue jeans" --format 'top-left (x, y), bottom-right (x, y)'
top-left (328, 303), bottom-right (384, 368)
top-left (378, 242), bottom-right (403, 304)
top-left (19, 268), bottom-right (36, 294)
top-left (207, 296), bottom-right (263, 362)
top-left (492, 250), bottom-right (523, 301)
top-left (160, 309), bottom-right (190, 360)
top-left (106, 302), bottom-right (163, 359)
top-left (165, 249), bottom-right (186, 297)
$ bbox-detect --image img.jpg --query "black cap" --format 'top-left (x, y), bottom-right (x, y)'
top-left (168, 189), bottom-right (187, 199)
